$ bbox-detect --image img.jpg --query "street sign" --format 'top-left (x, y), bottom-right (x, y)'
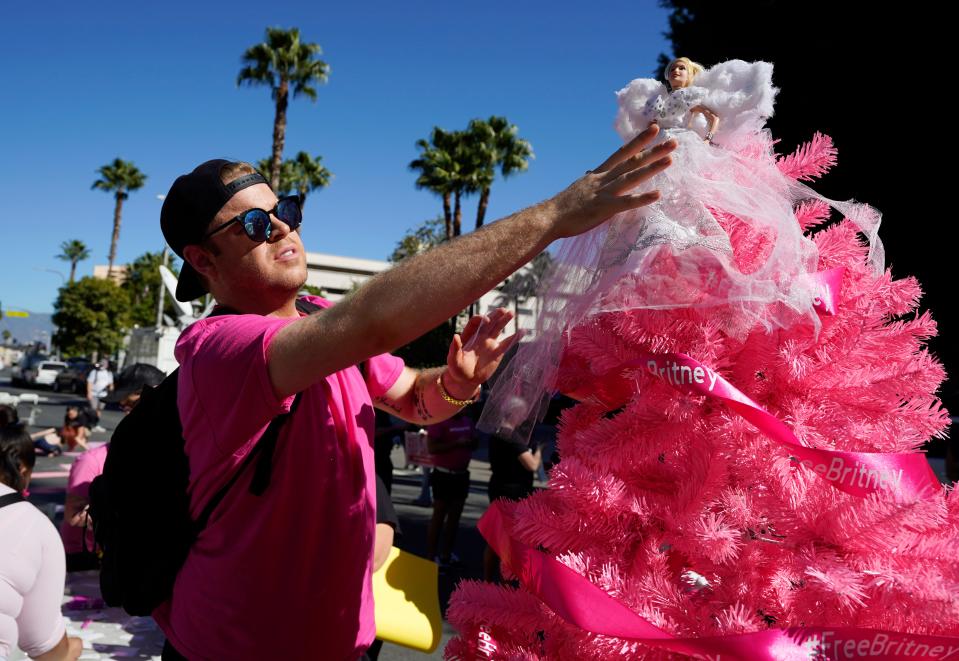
top-left (4, 310), bottom-right (29, 318)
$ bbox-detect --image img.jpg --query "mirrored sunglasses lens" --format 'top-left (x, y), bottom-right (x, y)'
top-left (277, 198), bottom-right (302, 229)
top-left (242, 210), bottom-right (272, 242)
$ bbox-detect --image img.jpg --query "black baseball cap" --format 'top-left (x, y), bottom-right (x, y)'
top-left (102, 363), bottom-right (167, 404)
top-left (160, 159), bottom-right (270, 301)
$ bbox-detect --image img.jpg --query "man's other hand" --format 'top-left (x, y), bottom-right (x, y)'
top-left (444, 308), bottom-right (519, 399)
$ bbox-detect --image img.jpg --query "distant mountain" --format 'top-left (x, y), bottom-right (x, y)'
top-left (0, 311), bottom-right (55, 348)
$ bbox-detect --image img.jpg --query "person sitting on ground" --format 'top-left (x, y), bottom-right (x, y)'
top-left (57, 407), bottom-right (89, 452)
top-left (0, 404), bottom-right (62, 457)
top-left (0, 425), bottom-right (83, 661)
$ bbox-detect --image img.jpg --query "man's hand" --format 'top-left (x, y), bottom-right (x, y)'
top-left (444, 308), bottom-right (519, 399)
top-left (546, 124), bottom-right (676, 240)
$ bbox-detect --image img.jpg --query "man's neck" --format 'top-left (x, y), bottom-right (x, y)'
top-left (213, 291), bottom-right (300, 318)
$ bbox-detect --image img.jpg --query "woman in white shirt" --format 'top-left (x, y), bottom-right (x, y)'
top-left (0, 425), bottom-right (81, 661)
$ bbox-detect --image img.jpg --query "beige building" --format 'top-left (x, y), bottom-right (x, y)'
top-left (92, 264), bottom-right (129, 285)
top-left (304, 251), bottom-right (540, 336)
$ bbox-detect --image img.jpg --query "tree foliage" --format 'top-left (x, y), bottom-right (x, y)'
top-left (495, 251), bottom-right (553, 316)
top-left (121, 251), bottom-right (182, 328)
top-left (259, 151), bottom-right (331, 208)
top-left (92, 158), bottom-right (146, 274)
top-left (53, 277), bottom-right (132, 357)
top-left (238, 27), bottom-right (329, 190)
top-left (465, 116), bottom-right (534, 230)
top-left (389, 217), bottom-right (447, 263)
top-left (410, 119), bottom-right (532, 238)
top-left (56, 239), bottom-right (91, 283)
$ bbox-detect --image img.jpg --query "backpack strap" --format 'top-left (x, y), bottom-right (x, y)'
top-left (248, 394), bottom-right (303, 496)
top-left (294, 298), bottom-right (324, 315)
top-left (0, 492), bottom-right (25, 509)
top-left (192, 392), bottom-right (302, 536)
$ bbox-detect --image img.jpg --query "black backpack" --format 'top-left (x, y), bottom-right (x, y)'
top-left (88, 298), bottom-right (321, 616)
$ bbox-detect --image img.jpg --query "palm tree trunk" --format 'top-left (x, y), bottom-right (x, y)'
top-left (476, 187), bottom-right (491, 230)
top-left (270, 79), bottom-right (290, 191)
top-left (453, 191), bottom-right (462, 237)
top-left (299, 185), bottom-right (308, 211)
top-left (69, 261), bottom-right (77, 284)
top-left (107, 193), bottom-right (124, 276)
top-left (442, 192), bottom-right (452, 240)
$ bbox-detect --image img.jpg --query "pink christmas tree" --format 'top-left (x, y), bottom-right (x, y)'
top-left (446, 135), bottom-right (957, 659)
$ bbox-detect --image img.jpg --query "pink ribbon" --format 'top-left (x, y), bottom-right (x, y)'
top-left (561, 267), bottom-right (939, 498)
top-left (480, 502), bottom-right (959, 660)
top-left (619, 353), bottom-right (941, 499)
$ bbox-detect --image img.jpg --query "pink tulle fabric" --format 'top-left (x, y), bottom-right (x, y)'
top-left (451, 127), bottom-right (955, 659)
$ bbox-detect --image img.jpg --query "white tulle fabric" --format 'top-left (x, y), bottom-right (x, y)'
top-left (479, 60), bottom-right (884, 442)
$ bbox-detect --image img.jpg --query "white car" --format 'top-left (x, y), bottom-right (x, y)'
top-left (33, 360), bottom-right (68, 387)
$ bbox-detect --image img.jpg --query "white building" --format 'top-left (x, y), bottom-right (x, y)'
top-left (303, 251), bottom-right (539, 336)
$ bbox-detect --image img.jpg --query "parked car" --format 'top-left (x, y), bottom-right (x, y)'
top-left (53, 359), bottom-right (93, 394)
top-left (33, 360), bottom-right (68, 387)
top-left (11, 353), bottom-right (49, 386)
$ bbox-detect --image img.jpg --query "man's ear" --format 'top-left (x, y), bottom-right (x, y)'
top-left (183, 244), bottom-right (217, 282)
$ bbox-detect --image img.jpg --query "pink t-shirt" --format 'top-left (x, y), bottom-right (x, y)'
top-left (59, 444), bottom-right (108, 554)
top-left (426, 416), bottom-right (475, 472)
top-left (153, 297), bottom-right (405, 661)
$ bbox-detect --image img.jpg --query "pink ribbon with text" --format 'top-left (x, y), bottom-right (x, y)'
top-left (617, 352), bottom-right (941, 499)
top-left (480, 503), bottom-right (959, 660)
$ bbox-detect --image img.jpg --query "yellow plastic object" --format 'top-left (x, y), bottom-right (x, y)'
top-left (372, 547), bottom-right (442, 653)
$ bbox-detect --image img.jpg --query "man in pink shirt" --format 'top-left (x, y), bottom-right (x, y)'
top-left (154, 126), bottom-right (674, 660)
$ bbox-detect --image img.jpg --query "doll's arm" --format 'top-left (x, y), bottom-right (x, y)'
top-left (689, 105), bottom-right (720, 142)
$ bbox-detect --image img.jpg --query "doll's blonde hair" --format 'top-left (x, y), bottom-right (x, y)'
top-left (664, 57), bottom-right (704, 87)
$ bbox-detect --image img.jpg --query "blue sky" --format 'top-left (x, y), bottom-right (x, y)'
top-left (1, 0), bottom-right (671, 314)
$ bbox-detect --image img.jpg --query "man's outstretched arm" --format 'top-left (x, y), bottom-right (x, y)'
top-left (269, 126), bottom-right (676, 399)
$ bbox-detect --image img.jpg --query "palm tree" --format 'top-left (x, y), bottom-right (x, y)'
top-left (469, 116), bottom-right (534, 230)
top-left (289, 152), bottom-right (331, 208)
top-left (238, 27), bottom-right (330, 191)
top-left (92, 159), bottom-right (147, 275)
top-left (410, 128), bottom-right (479, 238)
top-left (56, 239), bottom-right (91, 283)
top-left (410, 131), bottom-right (454, 239)
top-left (256, 157), bottom-right (297, 194)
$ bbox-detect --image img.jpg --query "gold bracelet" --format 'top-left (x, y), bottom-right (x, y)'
top-left (437, 372), bottom-right (479, 407)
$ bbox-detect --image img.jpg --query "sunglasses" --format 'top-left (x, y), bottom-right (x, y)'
top-left (204, 195), bottom-right (303, 243)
